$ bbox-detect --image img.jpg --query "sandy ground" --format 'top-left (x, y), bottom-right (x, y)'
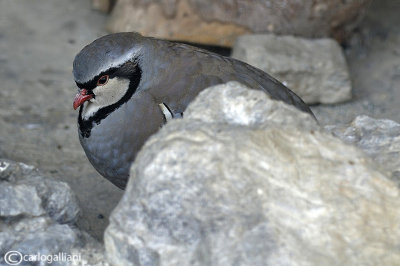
top-left (0, 0), bottom-right (123, 240)
top-left (0, 0), bottom-right (398, 240)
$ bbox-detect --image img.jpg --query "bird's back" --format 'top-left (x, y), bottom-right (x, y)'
top-left (143, 38), bottom-right (314, 117)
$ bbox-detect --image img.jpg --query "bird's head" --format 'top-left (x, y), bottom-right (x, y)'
top-left (72, 32), bottom-right (144, 120)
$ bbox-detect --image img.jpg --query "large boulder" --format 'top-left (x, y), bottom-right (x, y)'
top-left (105, 82), bottom-right (400, 266)
top-left (107, 0), bottom-right (372, 46)
top-left (232, 34), bottom-right (352, 104)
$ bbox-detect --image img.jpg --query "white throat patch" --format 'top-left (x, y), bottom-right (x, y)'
top-left (81, 77), bottom-right (130, 120)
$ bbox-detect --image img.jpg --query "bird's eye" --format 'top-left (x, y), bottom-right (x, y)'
top-left (97, 75), bottom-right (109, 86)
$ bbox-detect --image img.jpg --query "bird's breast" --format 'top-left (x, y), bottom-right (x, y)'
top-left (78, 92), bottom-right (166, 186)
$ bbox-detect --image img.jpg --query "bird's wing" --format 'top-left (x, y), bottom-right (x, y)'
top-left (146, 40), bottom-right (314, 117)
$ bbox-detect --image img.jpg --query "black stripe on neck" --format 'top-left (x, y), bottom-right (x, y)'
top-left (78, 61), bottom-right (142, 138)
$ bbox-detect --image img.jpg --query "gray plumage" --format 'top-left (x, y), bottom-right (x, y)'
top-left (73, 32), bottom-right (315, 189)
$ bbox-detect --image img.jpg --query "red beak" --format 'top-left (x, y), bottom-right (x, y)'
top-left (73, 89), bottom-right (93, 110)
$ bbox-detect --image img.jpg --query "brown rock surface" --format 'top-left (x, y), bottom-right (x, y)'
top-left (107, 0), bottom-right (249, 47)
top-left (107, 0), bottom-right (372, 46)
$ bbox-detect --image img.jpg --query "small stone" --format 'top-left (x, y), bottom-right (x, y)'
top-left (232, 34), bottom-right (352, 104)
top-left (0, 159), bottom-right (80, 224)
top-left (0, 184), bottom-right (45, 217)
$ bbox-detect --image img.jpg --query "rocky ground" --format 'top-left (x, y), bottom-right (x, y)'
top-left (0, 0), bottom-right (399, 243)
top-left (311, 0), bottom-right (400, 124)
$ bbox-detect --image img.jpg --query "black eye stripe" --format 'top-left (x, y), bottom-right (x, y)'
top-left (76, 68), bottom-right (118, 89)
top-left (75, 60), bottom-right (139, 90)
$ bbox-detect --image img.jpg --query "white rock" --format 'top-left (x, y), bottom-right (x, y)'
top-left (105, 82), bottom-right (400, 266)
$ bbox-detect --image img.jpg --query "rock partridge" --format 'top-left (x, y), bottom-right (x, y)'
top-left (72, 32), bottom-right (314, 189)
